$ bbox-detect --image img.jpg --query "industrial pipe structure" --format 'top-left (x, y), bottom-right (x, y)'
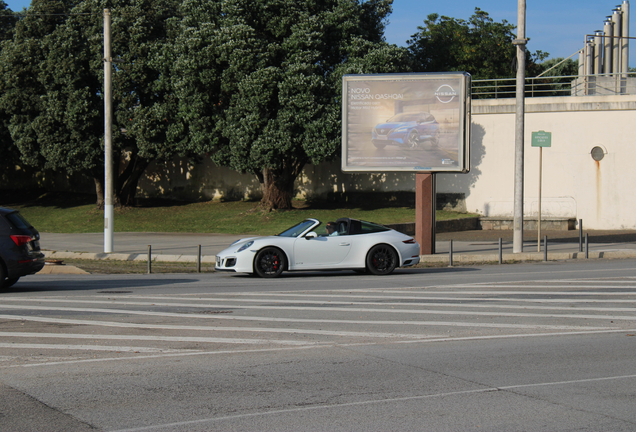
top-left (579, 1), bottom-right (630, 78)
top-left (622, 0), bottom-right (630, 77)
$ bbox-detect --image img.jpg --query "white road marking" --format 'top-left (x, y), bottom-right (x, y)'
top-left (182, 291), bottom-right (636, 301)
top-left (6, 295), bottom-right (636, 314)
top-left (0, 312), bottom-right (600, 331)
top-left (0, 343), bottom-right (185, 353)
top-left (3, 276), bottom-right (634, 366)
top-left (3, 328), bottom-right (636, 370)
top-left (110, 372), bottom-right (636, 432)
top-left (2, 301), bottom-right (633, 322)
top-left (0, 312), bottom-right (436, 340)
top-left (114, 296), bottom-right (636, 312)
top-left (442, 285), bottom-right (636, 289)
top-left (0, 331), bottom-right (311, 345)
top-left (546, 279), bottom-right (636, 284)
top-left (345, 289), bottom-right (636, 296)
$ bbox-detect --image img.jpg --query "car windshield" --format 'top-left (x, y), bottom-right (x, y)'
top-left (277, 220), bottom-right (317, 237)
top-left (387, 113), bottom-right (422, 123)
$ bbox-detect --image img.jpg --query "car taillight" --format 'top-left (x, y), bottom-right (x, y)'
top-left (403, 238), bottom-right (416, 244)
top-left (10, 235), bottom-right (32, 247)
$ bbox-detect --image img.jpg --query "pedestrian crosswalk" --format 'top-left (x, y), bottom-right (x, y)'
top-left (1, 276), bottom-right (636, 367)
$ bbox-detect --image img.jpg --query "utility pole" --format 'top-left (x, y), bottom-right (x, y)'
top-left (513, 0), bottom-right (527, 253)
top-left (104, 8), bottom-right (114, 253)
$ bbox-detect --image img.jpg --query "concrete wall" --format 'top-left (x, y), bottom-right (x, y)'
top-left (137, 157), bottom-right (418, 202)
top-left (134, 94), bottom-right (636, 229)
top-left (438, 94), bottom-right (636, 229)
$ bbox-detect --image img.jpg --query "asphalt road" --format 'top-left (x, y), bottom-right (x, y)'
top-left (1, 260), bottom-right (636, 431)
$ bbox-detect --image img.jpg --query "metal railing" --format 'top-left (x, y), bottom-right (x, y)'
top-left (471, 72), bottom-right (636, 99)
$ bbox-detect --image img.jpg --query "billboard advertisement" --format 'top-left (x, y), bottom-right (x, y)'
top-left (341, 72), bottom-right (471, 173)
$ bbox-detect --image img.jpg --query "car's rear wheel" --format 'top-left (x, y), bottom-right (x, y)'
top-left (254, 247), bottom-right (286, 278)
top-left (366, 244), bottom-right (398, 275)
top-left (430, 131), bottom-right (440, 148)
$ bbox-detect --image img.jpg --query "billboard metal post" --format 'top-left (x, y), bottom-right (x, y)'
top-left (415, 173), bottom-right (435, 255)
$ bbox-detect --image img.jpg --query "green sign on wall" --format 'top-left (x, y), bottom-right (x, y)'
top-left (531, 131), bottom-right (552, 147)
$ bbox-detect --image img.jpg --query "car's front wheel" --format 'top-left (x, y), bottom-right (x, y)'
top-left (366, 244), bottom-right (398, 275)
top-left (254, 247), bottom-right (286, 278)
top-left (407, 130), bottom-right (419, 148)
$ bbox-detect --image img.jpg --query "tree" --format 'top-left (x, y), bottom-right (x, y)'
top-left (0, 0), bottom-right (16, 40)
top-left (537, 57), bottom-right (579, 77)
top-left (170, 0), bottom-right (411, 210)
top-left (0, 0), bottom-right (19, 167)
top-left (0, 0), bottom-right (184, 206)
top-left (0, 0), bottom-right (68, 177)
top-left (408, 8), bottom-right (547, 80)
top-left (528, 57), bottom-right (579, 97)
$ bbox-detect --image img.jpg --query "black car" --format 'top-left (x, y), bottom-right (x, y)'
top-left (0, 207), bottom-right (45, 289)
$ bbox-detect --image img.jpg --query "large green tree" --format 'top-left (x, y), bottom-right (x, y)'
top-left (408, 8), bottom-right (547, 79)
top-left (0, 0), bottom-right (18, 169)
top-left (171, 0), bottom-right (411, 210)
top-left (0, 0), bottom-right (183, 206)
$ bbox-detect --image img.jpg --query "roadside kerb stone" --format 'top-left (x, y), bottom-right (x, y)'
top-left (44, 249), bottom-right (636, 266)
top-left (38, 264), bottom-right (90, 275)
top-left (419, 249), bottom-right (636, 264)
top-left (44, 250), bottom-right (217, 263)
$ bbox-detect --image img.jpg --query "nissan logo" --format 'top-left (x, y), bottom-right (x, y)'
top-left (435, 84), bottom-right (457, 104)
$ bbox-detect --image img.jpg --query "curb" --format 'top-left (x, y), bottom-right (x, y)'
top-left (37, 263), bottom-right (90, 275)
top-left (43, 249), bottom-right (636, 266)
top-left (420, 250), bottom-right (636, 264)
top-left (43, 251), bottom-right (216, 263)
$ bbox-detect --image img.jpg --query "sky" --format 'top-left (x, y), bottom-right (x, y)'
top-left (4, 0), bottom-right (634, 66)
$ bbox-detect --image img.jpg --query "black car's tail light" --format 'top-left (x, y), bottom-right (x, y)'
top-left (10, 235), bottom-right (32, 247)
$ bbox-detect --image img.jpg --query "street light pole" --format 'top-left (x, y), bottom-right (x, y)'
top-left (104, 8), bottom-right (114, 253)
top-left (513, 0), bottom-right (527, 253)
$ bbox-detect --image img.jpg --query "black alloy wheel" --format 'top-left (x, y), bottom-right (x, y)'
top-left (407, 130), bottom-right (419, 148)
top-left (366, 244), bottom-right (398, 275)
top-left (430, 131), bottom-right (440, 148)
top-left (254, 247), bottom-right (286, 278)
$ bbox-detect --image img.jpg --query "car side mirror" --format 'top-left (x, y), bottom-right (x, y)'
top-left (305, 232), bottom-right (317, 240)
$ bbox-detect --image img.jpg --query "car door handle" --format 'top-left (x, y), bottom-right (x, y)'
top-left (339, 242), bottom-right (351, 246)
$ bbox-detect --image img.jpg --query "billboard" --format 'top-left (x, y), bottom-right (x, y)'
top-left (341, 72), bottom-right (471, 173)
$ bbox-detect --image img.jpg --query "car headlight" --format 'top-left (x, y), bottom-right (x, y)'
top-left (236, 241), bottom-right (254, 252)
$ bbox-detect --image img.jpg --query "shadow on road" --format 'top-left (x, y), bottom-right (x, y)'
top-left (225, 266), bottom-right (479, 279)
top-left (3, 277), bottom-right (198, 293)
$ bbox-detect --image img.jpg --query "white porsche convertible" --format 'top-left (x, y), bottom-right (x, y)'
top-left (215, 218), bottom-right (421, 278)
